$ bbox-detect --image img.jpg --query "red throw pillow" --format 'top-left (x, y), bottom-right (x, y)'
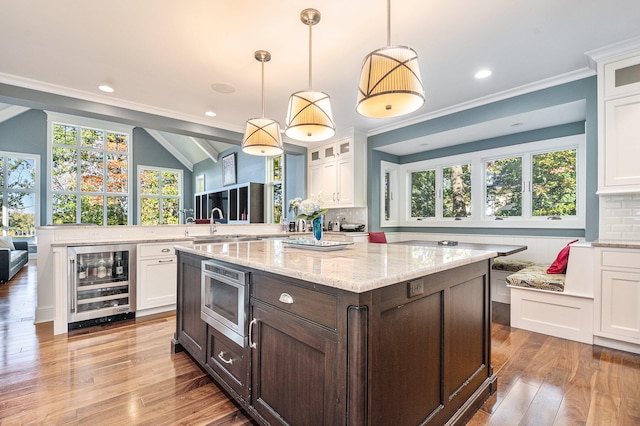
top-left (368, 232), bottom-right (387, 243)
top-left (546, 239), bottom-right (579, 274)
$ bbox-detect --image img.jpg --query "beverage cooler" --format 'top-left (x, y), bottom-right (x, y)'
top-left (68, 244), bottom-right (137, 330)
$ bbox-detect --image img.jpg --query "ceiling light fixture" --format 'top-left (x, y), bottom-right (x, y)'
top-left (284, 8), bottom-right (336, 142)
top-left (98, 84), bottom-right (114, 93)
top-left (241, 50), bottom-right (284, 157)
top-left (356, 0), bottom-right (425, 118)
top-left (205, 111), bottom-right (216, 117)
top-left (474, 69), bottom-right (492, 79)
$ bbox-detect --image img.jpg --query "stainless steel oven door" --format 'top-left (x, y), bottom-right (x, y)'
top-left (200, 260), bottom-right (248, 347)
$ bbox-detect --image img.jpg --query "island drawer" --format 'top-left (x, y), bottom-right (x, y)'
top-left (253, 274), bottom-right (338, 330)
top-left (139, 242), bottom-right (179, 258)
top-left (206, 326), bottom-right (248, 396)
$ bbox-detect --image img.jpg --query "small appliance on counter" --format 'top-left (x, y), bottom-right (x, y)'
top-left (340, 223), bottom-right (365, 232)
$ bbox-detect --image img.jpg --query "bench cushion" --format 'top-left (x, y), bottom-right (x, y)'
top-left (492, 258), bottom-right (535, 272)
top-left (506, 264), bottom-right (565, 292)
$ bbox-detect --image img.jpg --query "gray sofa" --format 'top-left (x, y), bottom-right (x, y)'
top-left (0, 241), bottom-right (29, 283)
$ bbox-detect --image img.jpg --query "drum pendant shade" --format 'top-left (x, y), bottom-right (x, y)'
top-left (356, 0), bottom-right (425, 118)
top-left (356, 45), bottom-right (425, 118)
top-left (284, 8), bottom-right (336, 142)
top-left (241, 50), bottom-right (284, 156)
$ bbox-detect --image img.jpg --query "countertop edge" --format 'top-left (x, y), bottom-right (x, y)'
top-left (175, 243), bottom-right (497, 293)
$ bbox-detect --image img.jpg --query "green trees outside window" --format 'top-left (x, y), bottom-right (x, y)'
top-left (139, 168), bottom-right (181, 225)
top-left (51, 123), bottom-right (130, 225)
top-left (0, 154), bottom-right (37, 238)
top-left (486, 157), bottom-right (523, 217)
top-left (267, 155), bottom-right (284, 224)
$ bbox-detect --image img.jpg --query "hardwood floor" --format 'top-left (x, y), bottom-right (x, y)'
top-left (1, 262), bottom-right (639, 425)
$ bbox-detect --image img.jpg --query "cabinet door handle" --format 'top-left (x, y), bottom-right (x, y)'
top-left (278, 292), bottom-right (294, 304)
top-left (69, 258), bottom-right (76, 313)
top-left (217, 351), bottom-right (233, 365)
top-left (249, 318), bottom-right (258, 349)
top-left (158, 259), bottom-right (174, 263)
top-left (161, 248), bottom-right (171, 253)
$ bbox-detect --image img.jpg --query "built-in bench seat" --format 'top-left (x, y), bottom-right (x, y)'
top-left (506, 264), bottom-right (565, 292)
top-left (506, 243), bottom-right (594, 344)
top-left (490, 258), bottom-right (534, 304)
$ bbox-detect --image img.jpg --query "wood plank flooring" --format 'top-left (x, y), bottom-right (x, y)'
top-left (2, 262), bottom-right (640, 425)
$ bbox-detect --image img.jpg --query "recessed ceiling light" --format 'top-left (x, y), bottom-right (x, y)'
top-left (474, 69), bottom-right (492, 79)
top-left (98, 84), bottom-right (114, 93)
top-left (205, 111), bottom-right (217, 117)
top-left (211, 83), bottom-right (235, 94)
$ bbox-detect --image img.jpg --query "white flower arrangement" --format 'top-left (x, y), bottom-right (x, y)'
top-left (289, 196), bottom-right (328, 222)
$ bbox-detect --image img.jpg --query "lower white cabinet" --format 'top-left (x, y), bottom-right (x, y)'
top-left (595, 247), bottom-right (640, 351)
top-left (137, 241), bottom-right (190, 314)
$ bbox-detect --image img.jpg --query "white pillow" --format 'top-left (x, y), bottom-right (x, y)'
top-left (0, 236), bottom-right (15, 250)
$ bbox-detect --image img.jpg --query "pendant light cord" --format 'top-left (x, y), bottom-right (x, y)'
top-left (261, 60), bottom-right (265, 118)
top-left (386, 0), bottom-right (391, 46)
top-left (308, 20), bottom-right (313, 90)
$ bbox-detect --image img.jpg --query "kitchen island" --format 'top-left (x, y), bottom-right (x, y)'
top-left (173, 240), bottom-right (497, 425)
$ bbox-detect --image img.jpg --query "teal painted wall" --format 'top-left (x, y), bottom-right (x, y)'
top-left (367, 76), bottom-right (599, 241)
top-left (192, 147), bottom-right (307, 223)
top-left (132, 128), bottom-right (193, 220)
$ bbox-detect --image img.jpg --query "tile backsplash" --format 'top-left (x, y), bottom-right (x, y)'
top-left (599, 193), bottom-right (640, 241)
top-left (325, 207), bottom-right (368, 229)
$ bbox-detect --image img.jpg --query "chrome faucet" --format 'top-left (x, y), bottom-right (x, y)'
top-left (184, 216), bottom-right (194, 237)
top-left (210, 208), bottom-right (224, 234)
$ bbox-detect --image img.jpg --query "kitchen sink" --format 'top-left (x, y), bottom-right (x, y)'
top-left (195, 235), bottom-right (259, 244)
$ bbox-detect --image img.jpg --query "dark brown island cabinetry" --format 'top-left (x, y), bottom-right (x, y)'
top-left (173, 250), bottom-right (495, 425)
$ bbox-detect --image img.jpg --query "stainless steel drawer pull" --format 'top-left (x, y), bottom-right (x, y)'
top-left (217, 351), bottom-right (233, 365)
top-left (158, 259), bottom-right (174, 263)
top-left (279, 293), bottom-right (294, 304)
top-left (249, 318), bottom-right (257, 349)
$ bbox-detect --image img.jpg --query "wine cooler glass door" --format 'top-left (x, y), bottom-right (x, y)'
top-left (68, 244), bottom-right (137, 323)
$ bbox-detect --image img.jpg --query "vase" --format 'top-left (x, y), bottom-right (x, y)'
top-left (312, 217), bottom-right (322, 242)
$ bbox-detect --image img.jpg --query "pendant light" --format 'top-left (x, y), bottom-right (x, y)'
top-left (284, 8), bottom-right (336, 142)
top-left (242, 50), bottom-right (284, 156)
top-left (356, 0), bottom-right (425, 118)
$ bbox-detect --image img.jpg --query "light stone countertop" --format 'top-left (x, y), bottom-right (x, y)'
top-left (176, 240), bottom-right (497, 293)
top-left (592, 240), bottom-right (640, 249)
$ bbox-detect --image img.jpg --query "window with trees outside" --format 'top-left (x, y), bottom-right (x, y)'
top-left (384, 134), bottom-right (585, 229)
top-left (266, 155), bottom-right (284, 224)
top-left (49, 117), bottom-right (130, 225)
top-left (0, 152), bottom-right (39, 241)
top-left (138, 166), bottom-right (182, 225)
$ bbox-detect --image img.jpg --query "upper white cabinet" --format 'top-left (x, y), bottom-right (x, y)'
top-left (308, 135), bottom-right (366, 207)
top-left (596, 51), bottom-right (640, 194)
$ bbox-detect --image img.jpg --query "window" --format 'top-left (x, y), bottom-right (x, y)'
top-left (138, 166), bottom-right (182, 225)
top-left (385, 134), bottom-right (585, 229)
top-left (381, 161), bottom-right (400, 226)
top-left (443, 164), bottom-right (471, 218)
top-left (485, 157), bottom-right (523, 217)
top-left (411, 170), bottom-right (435, 218)
top-left (532, 149), bottom-right (577, 217)
top-left (48, 114), bottom-right (131, 225)
top-left (266, 155), bottom-right (284, 224)
top-left (0, 152), bottom-right (39, 240)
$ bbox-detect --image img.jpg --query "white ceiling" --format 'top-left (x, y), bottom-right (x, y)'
top-left (1, 1), bottom-right (640, 160)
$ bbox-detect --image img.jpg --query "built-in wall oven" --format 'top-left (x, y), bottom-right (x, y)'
top-left (68, 244), bottom-right (137, 331)
top-left (201, 259), bottom-right (250, 347)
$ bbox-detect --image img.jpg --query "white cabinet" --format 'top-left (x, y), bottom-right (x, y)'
top-left (137, 241), bottom-right (190, 315)
top-left (595, 248), bottom-right (640, 352)
top-left (596, 53), bottom-right (640, 194)
top-left (307, 136), bottom-right (366, 207)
